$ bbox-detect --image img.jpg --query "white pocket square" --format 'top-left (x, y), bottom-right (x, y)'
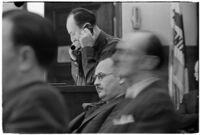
top-left (113, 114), bottom-right (135, 125)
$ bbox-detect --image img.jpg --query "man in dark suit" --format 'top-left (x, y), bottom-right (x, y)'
top-left (3, 10), bottom-right (69, 133)
top-left (66, 8), bottom-right (119, 85)
top-left (99, 31), bottom-right (177, 133)
top-left (177, 61), bottom-right (199, 132)
top-left (68, 58), bottom-right (127, 133)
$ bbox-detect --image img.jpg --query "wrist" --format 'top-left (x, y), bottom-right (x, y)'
top-left (70, 57), bottom-right (77, 62)
top-left (70, 58), bottom-right (78, 65)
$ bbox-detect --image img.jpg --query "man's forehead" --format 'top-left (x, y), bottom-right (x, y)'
top-left (66, 15), bottom-right (77, 31)
top-left (95, 59), bottom-right (113, 74)
top-left (67, 15), bottom-right (74, 25)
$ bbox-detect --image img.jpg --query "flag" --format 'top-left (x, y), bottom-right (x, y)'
top-left (169, 3), bottom-right (189, 110)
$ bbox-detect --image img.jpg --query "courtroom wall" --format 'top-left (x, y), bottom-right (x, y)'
top-left (3, 2), bottom-right (22, 11)
top-left (121, 2), bottom-right (198, 46)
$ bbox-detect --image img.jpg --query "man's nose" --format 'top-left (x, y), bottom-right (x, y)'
top-left (70, 36), bottom-right (77, 43)
top-left (94, 78), bottom-right (100, 86)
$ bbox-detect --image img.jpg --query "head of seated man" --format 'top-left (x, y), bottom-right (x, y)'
top-left (94, 58), bottom-right (126, 103)
top-left (3, 10), bottom-right (57, 90)
top-left (2, 10), bottom-right (68, 133)
top-left (113, 31), bottom-right (164, 85)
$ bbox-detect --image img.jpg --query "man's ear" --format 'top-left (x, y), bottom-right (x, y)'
top-left (83, 23), bottom-right (93, 35)
top-left (139, 55), bottom-right (159, 70)
top-left (18, 46), bottom-right (36, 72)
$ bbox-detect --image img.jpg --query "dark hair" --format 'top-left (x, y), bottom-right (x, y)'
top-left (67, 8), bottom-right (96, 28)
top-left (145, 33), bottom-right (164, 69)
top-left (3, 10), bottom-right (57, 69)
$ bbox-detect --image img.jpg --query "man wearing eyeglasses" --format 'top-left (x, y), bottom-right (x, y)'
top-left (68, 58), bottom-right (127, 133)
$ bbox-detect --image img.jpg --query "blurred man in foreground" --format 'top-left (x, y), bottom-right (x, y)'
top-left (66, 8), bottom-right (119, 85)
top-left (3, 10), bottom-right (69, 133)
top-left (68, 58), bottom-right (127, 133)
top-left (101, 31), bottom-right (177, 133)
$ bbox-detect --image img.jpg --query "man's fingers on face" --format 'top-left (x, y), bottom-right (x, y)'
top-left (81, 28), bottom-right (92, 36)
top-left (73, 40), bottom-right (80, 45)
top-left (72, 41), bottom-right (81, 49)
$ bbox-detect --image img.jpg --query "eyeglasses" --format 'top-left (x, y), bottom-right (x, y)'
top-left (93, 72), bottom-right (113, 81)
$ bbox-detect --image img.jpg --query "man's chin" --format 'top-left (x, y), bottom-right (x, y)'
top-left (98, 94), bottom-right (106, 100)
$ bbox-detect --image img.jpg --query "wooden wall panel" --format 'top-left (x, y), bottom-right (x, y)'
top-left (55, 85), bottom-right (99, 120)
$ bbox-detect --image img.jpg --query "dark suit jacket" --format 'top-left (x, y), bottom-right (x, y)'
top-left (98, 81), bottom-right (177, 133)
top-left (71, 30), bottom-right (119, 85)
top-left (68, 96), bottom-right (124, 133)
top-left (177, 90), bottom-right (199, 132)
top-left (3, 81), bottom-right (69, 133)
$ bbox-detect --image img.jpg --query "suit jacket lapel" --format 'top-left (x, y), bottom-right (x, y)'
top-left (68, 112), bottom-right (85, 132)
top-left (79, 97), bottom-right (123, 129)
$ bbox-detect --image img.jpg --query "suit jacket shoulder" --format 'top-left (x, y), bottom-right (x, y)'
top-left (74, 97), bottom-right (123, 133)
top-left (99, 82), bottom-right (176, 133)
top-left (98, 31), bottom-right (120, 61)
top-left (179, 90), bottom-right (198, 114)
top-left (177, 90), bottom-right (199, 131)
top-left (3, 81), bottom-right (69, 133)
top-left (68, 112), bottom-right (85, 133)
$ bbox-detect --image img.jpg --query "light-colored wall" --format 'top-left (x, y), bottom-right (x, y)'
top-left (27, 2), bottom-right (44, 16)
top-left (3, 2), bottom-right (197, 46)
top-left (3, 2), bottom-right (44, 16)
top-left (122, 2), bottom-right (198, 46)
top-left (3, 2), bottom-right (23, 11)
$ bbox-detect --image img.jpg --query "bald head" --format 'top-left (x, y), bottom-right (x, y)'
top-left (121, 32), bottom-right (153, 51)
top-left (118, 31), bottom-right (164, 68)
top-left (95, 58), bottom-right (114, 75)
top-left (113, 31), bottom-right (164, 79)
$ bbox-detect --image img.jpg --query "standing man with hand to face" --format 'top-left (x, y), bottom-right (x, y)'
top-left (66, 8), bottom-right (119, 85)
